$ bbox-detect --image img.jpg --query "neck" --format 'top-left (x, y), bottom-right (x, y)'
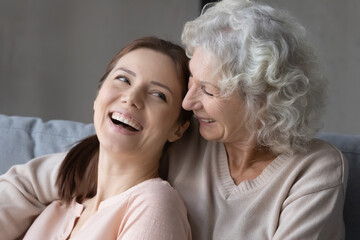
top-left (91, 146), bottom-right (160, 209)
top-left (225, 140), bottom-right (277, 185)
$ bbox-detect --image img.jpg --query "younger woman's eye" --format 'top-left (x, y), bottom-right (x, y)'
top-left (201, 85), bottom-right (214, 96)
top-left (152, 92), bottom-right (167, 102)
top-left (116, 76), bottom-right (130, 85)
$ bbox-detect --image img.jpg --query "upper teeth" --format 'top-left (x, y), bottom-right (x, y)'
top-left (201, 118), bottom-right (215, 123)
top-left (194, 115), bottom-right (215, 123)
top-left (111, 112), bottom-right (142, 130)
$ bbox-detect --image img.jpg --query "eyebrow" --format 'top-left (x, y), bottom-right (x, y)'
top-left (150, 81), bottom-right (173, 95)
top-left (118, 67), bottom-right (136, 77)
top-left (117, 67), bottom-right (173, 95)
top-left (189, 66), bottom-right (220, 91)
top-left (201, 81), bottom-right (220, 90)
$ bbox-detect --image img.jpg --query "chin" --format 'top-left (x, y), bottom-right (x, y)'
top-left (200, 130), bottom-right (216, 141)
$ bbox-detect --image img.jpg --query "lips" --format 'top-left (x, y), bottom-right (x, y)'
top-left (194, 115), bottom-right (215, 123)
top-left (110, 112), bottom-right (143, 131)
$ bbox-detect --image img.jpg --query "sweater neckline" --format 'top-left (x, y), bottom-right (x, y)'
top-left (216, 142), bottom-right (287, 199)
top-left (74, 177), bottom-right (164, 209)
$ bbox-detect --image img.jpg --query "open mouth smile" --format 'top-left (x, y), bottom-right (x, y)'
top-left (194, 115), bottom-right (215, 123)
top-left (110, 112), bottom-right (143, 131)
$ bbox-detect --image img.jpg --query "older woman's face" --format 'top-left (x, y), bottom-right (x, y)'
top-left (182, 46), bottom-right (250, 143)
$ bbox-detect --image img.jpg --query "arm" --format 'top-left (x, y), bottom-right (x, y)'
top-left (0, 153), bottom-right (63, 240)
top-left (273, 185), bottom-right (346, 240)
top-left (273, 143), bottom-right (348, 240)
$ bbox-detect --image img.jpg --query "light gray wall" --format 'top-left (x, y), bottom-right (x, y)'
top-left (265, 0), bottom-right (360, 134)
top-left (1, 0), bottom-right (359, 134)
top-left (0, 0), bottom-right (200, 123)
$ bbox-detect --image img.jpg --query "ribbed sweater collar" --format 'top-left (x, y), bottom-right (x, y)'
top-left (215, 142), bottom-right (288, 199)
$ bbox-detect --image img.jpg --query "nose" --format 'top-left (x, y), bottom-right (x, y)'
top-left (182, 83), bottom-right (201, 111)
top-left (121, 88), bottom-right (144, 109)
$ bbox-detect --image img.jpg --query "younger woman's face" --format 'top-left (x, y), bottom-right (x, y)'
top-left (94, 48), bottom-right (188, 158)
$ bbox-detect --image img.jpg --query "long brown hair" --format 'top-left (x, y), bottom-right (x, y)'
top-left (56, 37), bottom-right (191, 204)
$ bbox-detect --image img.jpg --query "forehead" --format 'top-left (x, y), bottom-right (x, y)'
top-left (112, 48), bottom-right (183, 93)
top-left (189, 46), bottom-right (218, 82)
top-left (116, 48), bottom-right (171, 67)
top-left (114, 48), bottom-right (177, 78)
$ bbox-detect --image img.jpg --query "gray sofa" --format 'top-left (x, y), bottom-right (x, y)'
top-left (0, 114), bottom-right (359, 239)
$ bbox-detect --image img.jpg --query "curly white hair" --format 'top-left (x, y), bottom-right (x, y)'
top-left (182, 0), bottom-right (327, 154)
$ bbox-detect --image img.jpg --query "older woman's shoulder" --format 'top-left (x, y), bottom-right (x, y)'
top-left (295, 138), bottom-right (346, 175)
top-left (287, 138), bottom-right (345, 164)
top-left (308, 138), bottom-right (345, 159)
top-left (284, 138), bottom-right (347, 197)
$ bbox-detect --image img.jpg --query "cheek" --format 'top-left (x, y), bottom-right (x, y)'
top-left (157, 104), bottom-right (182, 130)
top-left (204, 98), bottom-right (225, 115)
top-left (163, 104), bottom-right (181, 123)
top-left (93, 89), bottom-right (115, 122)
top-left (96, 86), bottom-right (115, 106)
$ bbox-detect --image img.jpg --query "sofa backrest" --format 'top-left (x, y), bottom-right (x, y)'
top-left (0, 114), bottom-right (359, 239)
top-left (0, 114), bottom-right (95, 174)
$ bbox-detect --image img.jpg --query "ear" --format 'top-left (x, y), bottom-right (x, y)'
top-left (93, 100), bottom-right (97, 111)
top-left (167, 121), bottom-right (190, 143)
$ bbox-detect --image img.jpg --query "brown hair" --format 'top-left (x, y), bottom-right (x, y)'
top-left (56, 37), bottom-right (191, 204)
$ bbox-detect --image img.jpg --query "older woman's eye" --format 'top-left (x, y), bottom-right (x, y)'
top-left (152, 92), bottom-right (167, 102)
top-left (201, 85), bottom-right (214, 96)
top-left (116, 76), bottom-right (130, 85)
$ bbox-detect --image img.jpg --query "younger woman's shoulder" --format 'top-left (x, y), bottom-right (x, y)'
top-left (125, 178), bottom-right (189, 225)
top-left (129, 178), bottom-right (183, 203)
top-left (119, 178), bottom-right (191, 239)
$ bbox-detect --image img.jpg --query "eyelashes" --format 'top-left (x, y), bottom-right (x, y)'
top-left (151, 92), bottom-right (167, 102)
top-left (115, 75), bottom-right (167, 102)
top-left (116, 76), bottom-right (130, 85)
top-left (189, 75), bottom-right (216, 97)
top-left (201, 85), bottom-right (214, 96)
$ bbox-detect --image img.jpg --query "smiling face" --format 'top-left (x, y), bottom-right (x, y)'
top-left (94, 48), bottom-right (187, 158)
top-left (182, 46), bottom-right (251, 144)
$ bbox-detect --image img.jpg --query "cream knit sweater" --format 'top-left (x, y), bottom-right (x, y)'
top-left (165, 122), bottom-right (347, 239)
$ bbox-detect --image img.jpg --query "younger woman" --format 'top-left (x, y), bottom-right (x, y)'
top-left (23, 37), bottom-right (192, 240)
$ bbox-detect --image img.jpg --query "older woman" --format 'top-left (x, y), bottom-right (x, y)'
top-left (0, 0), bottom-right (347, 239)
top-left (164, 0), bottom-right (346, 239)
